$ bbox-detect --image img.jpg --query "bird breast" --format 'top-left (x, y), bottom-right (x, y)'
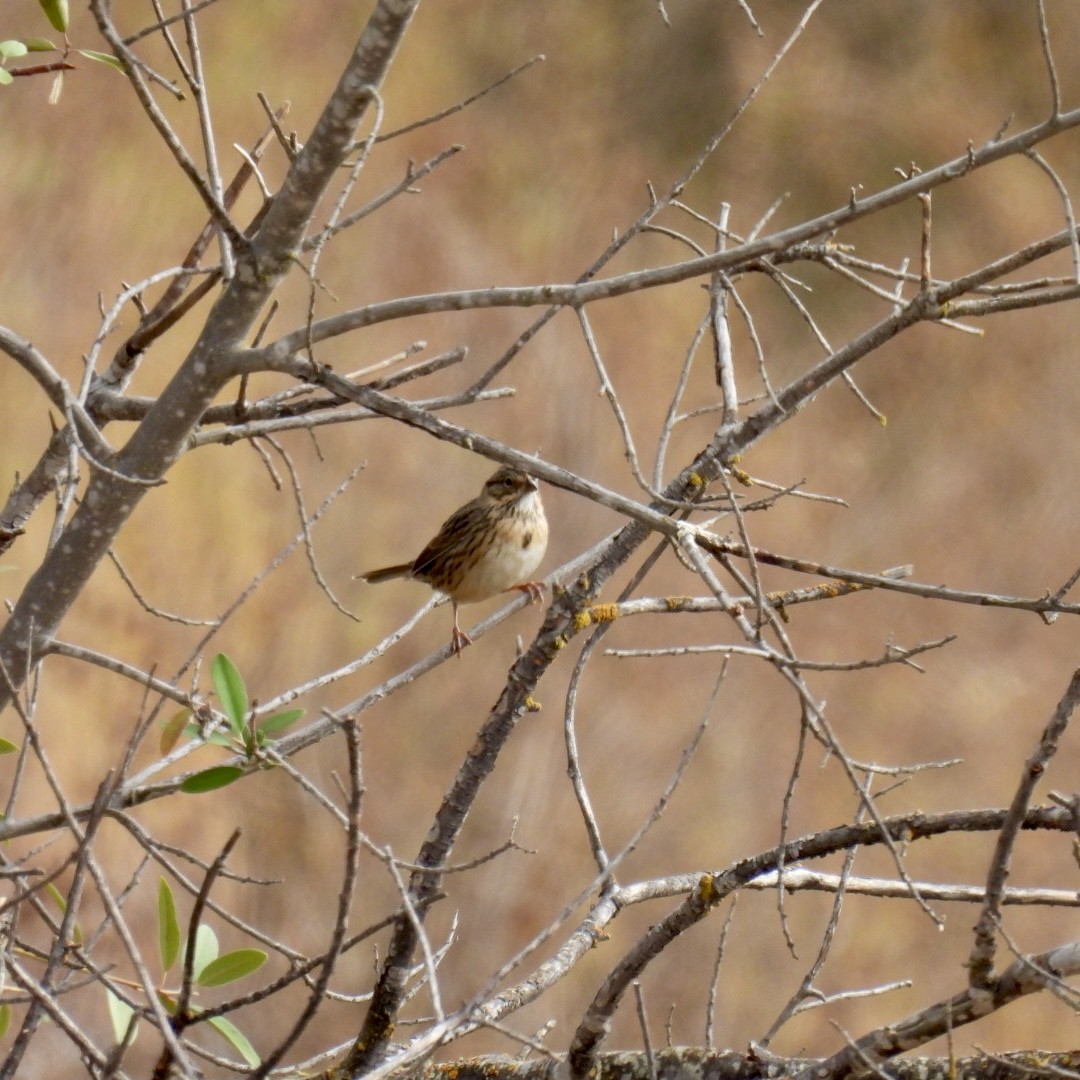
top-left (450, 489), bottom-right (548, 603)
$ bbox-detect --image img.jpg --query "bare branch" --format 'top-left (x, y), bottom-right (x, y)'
top-left (968, 668), bottom-right (1080, 988)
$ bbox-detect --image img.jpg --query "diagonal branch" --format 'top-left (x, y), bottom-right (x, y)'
top-left (0, 0), bottom-right (424, 717)
top-left (253, 105), bottom-right (1080, 357)
top-left (968, 668), bottom-right (1080, 987)
top-left (793, 940), bottom-right (1080, 1080)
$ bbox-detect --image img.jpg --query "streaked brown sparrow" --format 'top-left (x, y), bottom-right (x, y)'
top-left (360, 466), bottom-right (548, 654)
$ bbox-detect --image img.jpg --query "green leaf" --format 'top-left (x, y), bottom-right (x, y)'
top-left (77, 49), bottom-right (127, 73)
top-left (37, 0), bottom-right (69, 33)
top-left (0, 70), bottom-right (12, 86)
top-left (208, 1014), bottom-right (260, 1066)
top-left (23, 37), bottom-right (56, 52)
top-left (211, 654), bottom-right (248, 736)
top-left (182, 722), bottom-right (234, 748)
top-left (44, 881), bottom-right (82, 944)
top-left (192, 924), bottom-right (218, 979)
top-left (255, 708), bottom-right (304, 738)
top-left (0, 41), bottom-right (29, 60)
top-left (159, 708), bottom-right (191, 756)
top-left (196, 948), bottom-right (267, 988)
top-left (0, 738), bottom-right (18, 754)
top-left (157, 878), bottom-right (181, 973)
top-left (204, 732), bottom-right (236, 748)
top-left (105, 988), bottom-right (137, 1046)
top-left (180, 766), bottom-right (244, 794)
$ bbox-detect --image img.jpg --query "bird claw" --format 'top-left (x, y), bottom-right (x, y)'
top-left (516, 581), bottom-right (546, 605)
top-left (451, 625), bottom-right (474, 657)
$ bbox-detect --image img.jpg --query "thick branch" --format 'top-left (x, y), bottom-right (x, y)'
top-left (0, 1), bottom-right (422, 715)
top-left (418, 1048), bottom-right (1080, 1080)
top-left (795, 941), bottom-right (1080, 1080)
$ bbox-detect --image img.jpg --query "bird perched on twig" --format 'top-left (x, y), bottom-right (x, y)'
top-left (359, 465), bottom-right (548, 655)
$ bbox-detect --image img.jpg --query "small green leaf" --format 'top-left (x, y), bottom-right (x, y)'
top-left (45, 881), bottom-right (66, 912)
top-left (0, 70), bottom-right (12, 86)
top-left (182, 722), bottom-right (235, 748)
top-left (0, 738), bottom-right (18, 754)
top-left (208, 1014), bottom-right (260, 1066)
top-left (77, 49), bottom-right (127, 73)
top-left (37, 0), bottom-right (69, 33)
top-left (105, 988), bottom-right (137, 1045)
top-left (211, 654), bottom-right (248, 736)
top-left (23, 37), bottom-right (56, 51)
top-left (157, 878), bottom-right (181, 973)
top-left (180, 766), bottom-right (244, 794)
top-left (44, 881), bottom-right (81, 942)
top-left (0, 1003), bottom-right (10, 1039)
top-left (255, 708), bottom-right (304, 738)
top-left (196, 948), bottom-right (267, 988)
top-left (160, 708), bottom-right (191, 756)
top-left (0, 42), bottom-right (29, 60)
top-left (192, 924), bottom-right (218, 979)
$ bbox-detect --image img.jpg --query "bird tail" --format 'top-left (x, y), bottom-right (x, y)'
top-left (357, 563), bottom-right (413, 584)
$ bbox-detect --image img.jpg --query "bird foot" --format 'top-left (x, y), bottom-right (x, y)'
top-left (514, 581), bottom-right (546, 605)
top-left (451, 625), bottom-right (474, 657)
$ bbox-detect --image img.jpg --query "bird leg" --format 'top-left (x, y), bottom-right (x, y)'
top-left (451, 603), bottom-right (473, 657)
top-left (450, 584), bottom-right (546, 655)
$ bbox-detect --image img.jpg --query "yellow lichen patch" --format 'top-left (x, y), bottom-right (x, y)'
top-left (697, 873), bottom-right (718, 905)
top-left (524, 695), bottom-right (542, 712)
top-left (573, 609), bottom-right (594, 631)
top-left (764, 598), bottom-right (790, 622)
top-left (665, 595), bottom-right (691, 611)
top-left (688, 471), bottom-right (704, 489)
top-left (587, 603), bottom-right (619, 623)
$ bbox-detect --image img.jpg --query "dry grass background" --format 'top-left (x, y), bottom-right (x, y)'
top-left (1, 0), bottom-right (1079, 1073)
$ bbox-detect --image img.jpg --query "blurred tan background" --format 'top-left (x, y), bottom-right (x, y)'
top-left (1, 0), bottom-right (1079, 1073)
